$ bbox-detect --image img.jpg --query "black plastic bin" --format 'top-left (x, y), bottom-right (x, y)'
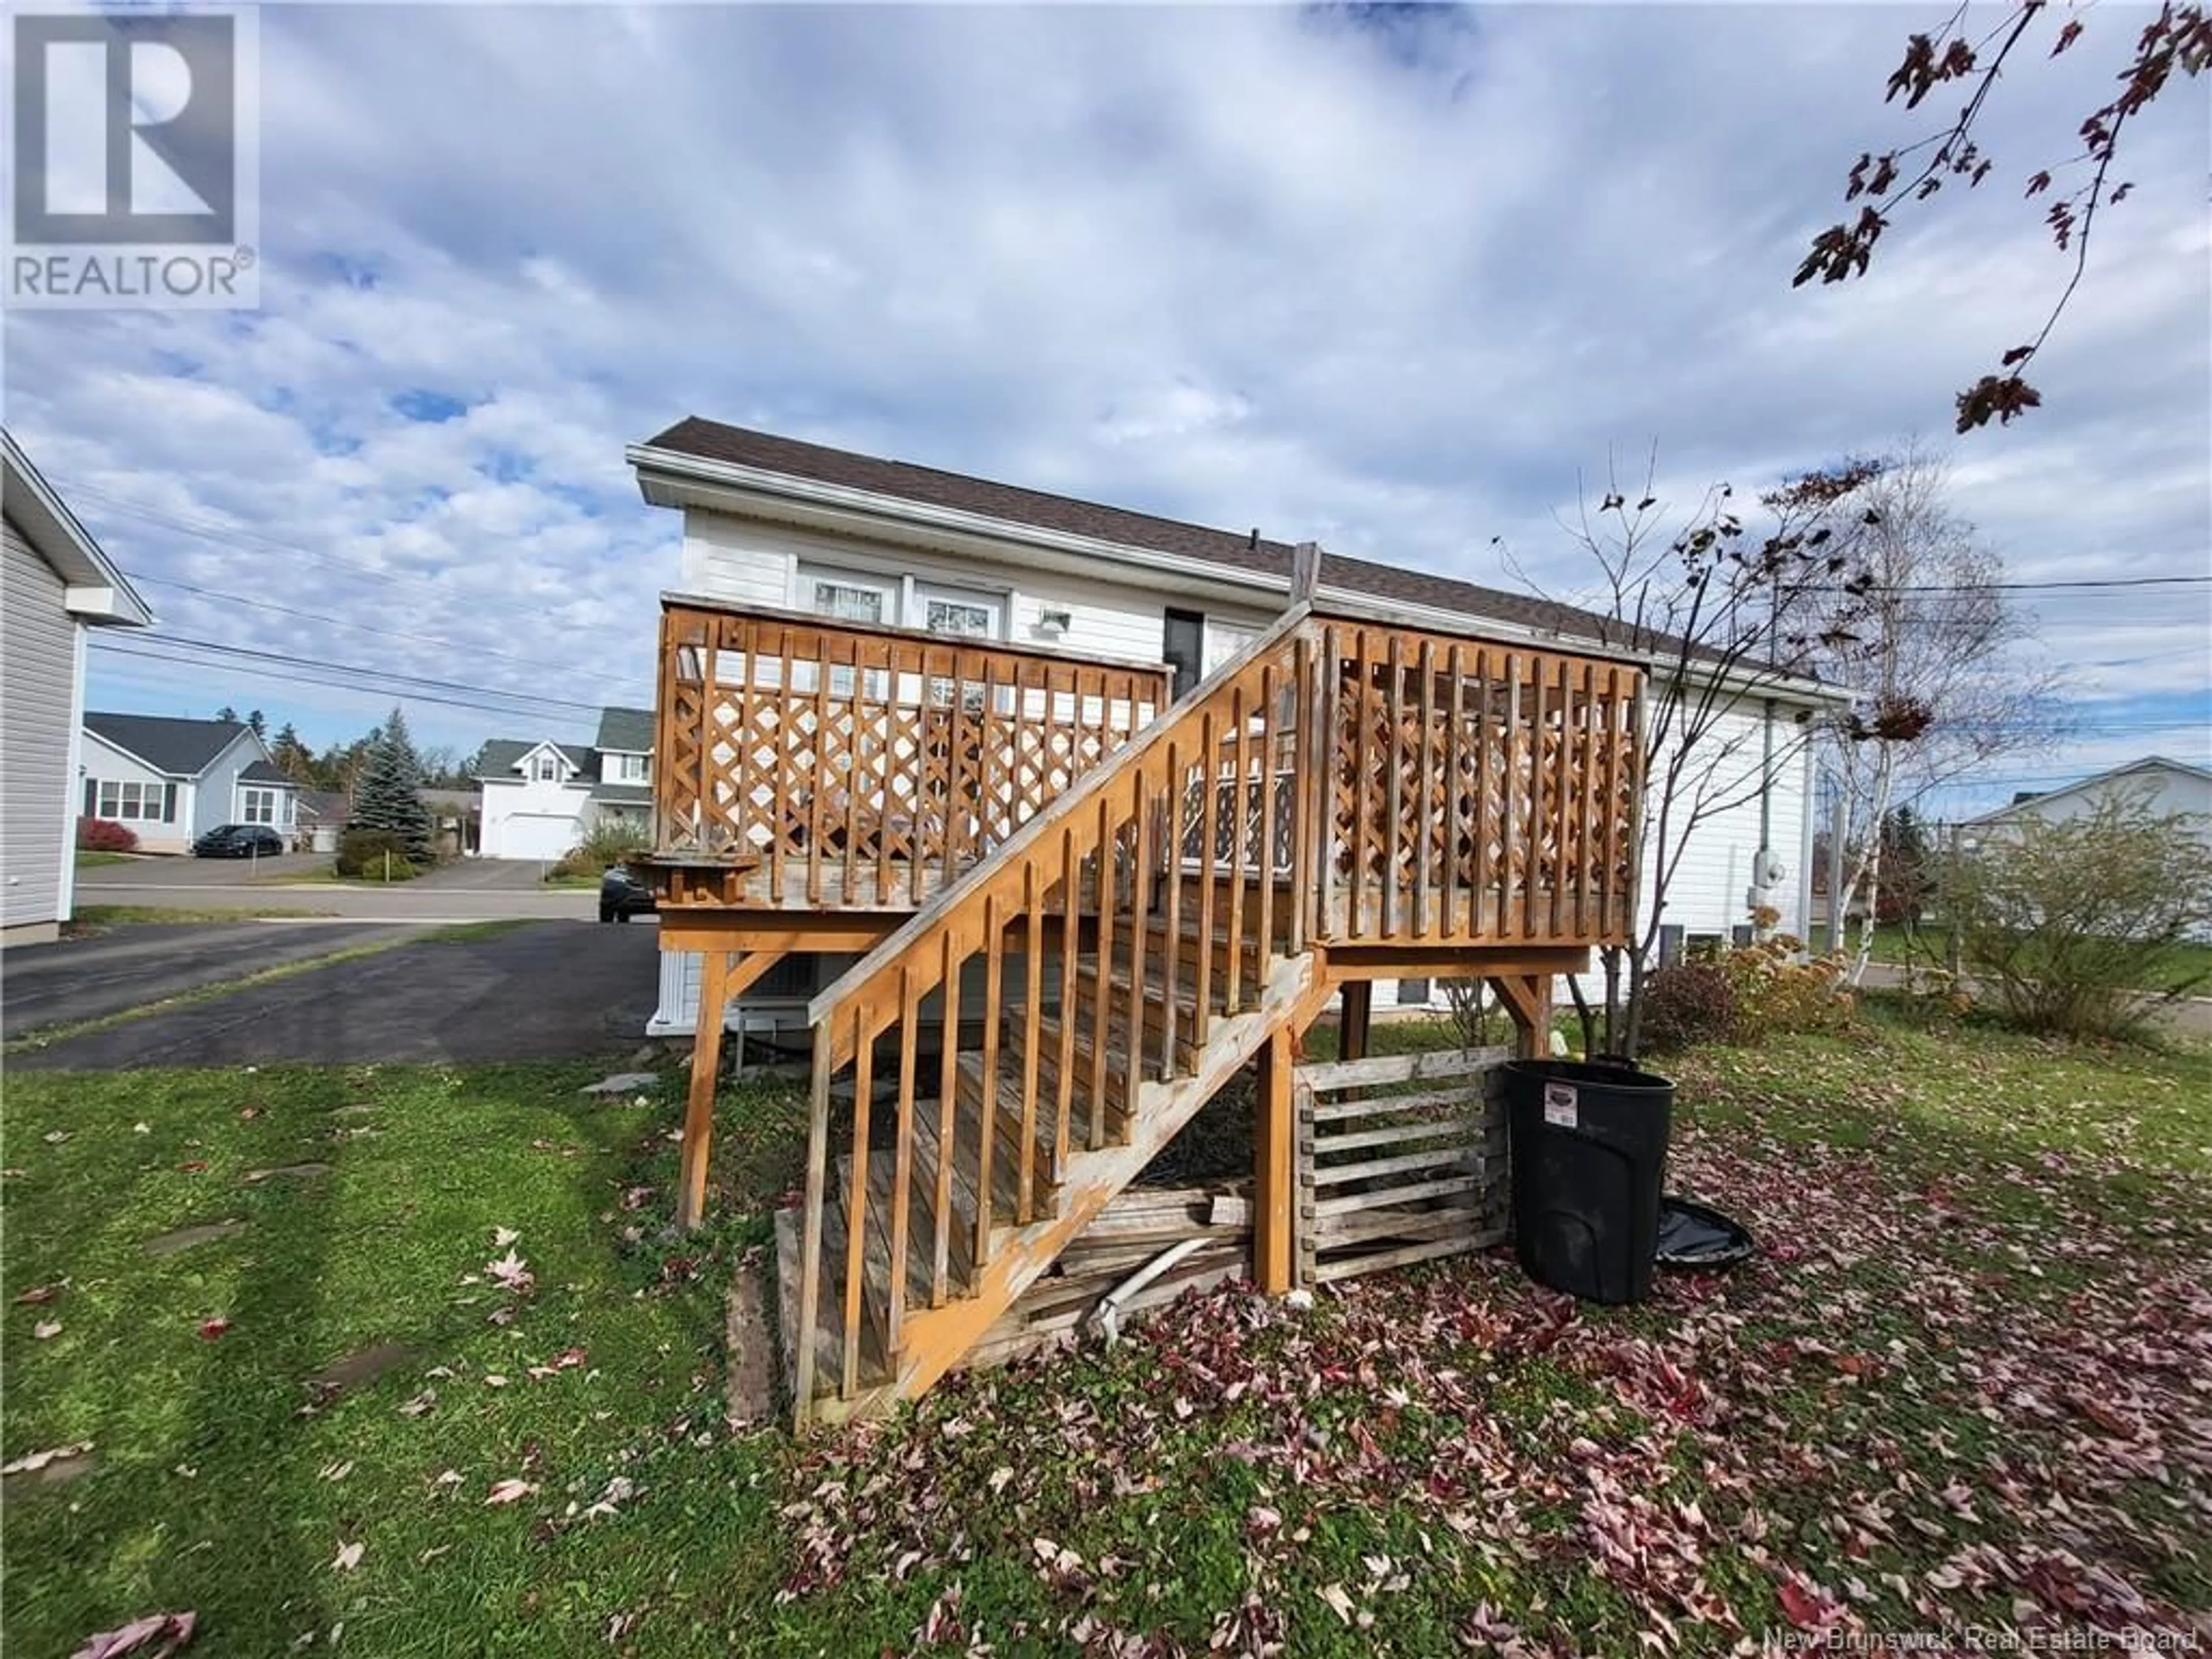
top-left (1503, 1059), bottom-right (1675, 1305)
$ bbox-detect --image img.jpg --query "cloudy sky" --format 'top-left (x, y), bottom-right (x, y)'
top-left (7, 1), bottom-right (2206, 816)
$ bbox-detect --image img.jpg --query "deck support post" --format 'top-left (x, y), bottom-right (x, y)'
top-left (673, 947), bottom-right (794, 1230)
top-left (1253, 1023), bottom-right (1296, 1294)
top-left (677, 948), bottom-right (734, 1232)
top-left (1488, 973), bottom-right (1554, 1060)
top-left (1338, 980), bottom-right (1372, 1063)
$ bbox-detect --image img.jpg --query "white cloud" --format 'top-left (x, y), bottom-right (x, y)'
top-left (2, 2), bottom-right (2202, 782)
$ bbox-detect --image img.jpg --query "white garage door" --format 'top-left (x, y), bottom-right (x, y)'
top-left (498, 812), bottom-right (581, 861)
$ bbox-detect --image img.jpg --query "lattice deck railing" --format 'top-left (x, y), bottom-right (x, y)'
top-left (650, 598), bottom-right (1173, 909)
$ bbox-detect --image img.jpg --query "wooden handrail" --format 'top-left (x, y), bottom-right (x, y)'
top-left (806, 601), bottom-right (1316, 1025)
top-left (787, 602), bottom-right (1645, 1419)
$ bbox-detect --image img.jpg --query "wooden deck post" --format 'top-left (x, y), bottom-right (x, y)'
top-left (1488, 972), bottom-right (1554, 1060)
top-left (1338, 980), bottom-right (1372, 1062)
top-left (1254, 1023), bottom-right (1295, 1294)
top-left (677, 947), bottom-right (733, 1231)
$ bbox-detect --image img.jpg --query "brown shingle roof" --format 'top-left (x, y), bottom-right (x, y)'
top-left (640, 416), bottom-right (1626, 647)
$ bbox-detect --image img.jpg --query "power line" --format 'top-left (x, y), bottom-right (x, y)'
top-left (124, 571), bottom-right (648, 690)
top-left (51, 475), bottom-right (647, 646)
top-left (113, 631), bottom-right (611, 711)
top-left (92, 641), bottom-right (594, 724)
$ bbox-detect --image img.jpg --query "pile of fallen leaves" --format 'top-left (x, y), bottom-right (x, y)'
top-left (770, 1051), bottom-right (2212, 1655)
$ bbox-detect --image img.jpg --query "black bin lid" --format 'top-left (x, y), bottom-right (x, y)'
top-left (1654, 1195), bottom-right (1755, 1270)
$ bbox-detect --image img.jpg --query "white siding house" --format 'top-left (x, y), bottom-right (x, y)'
top-left (2, 433), bottom-right (153, 945)
top-left (1964, 755), bottom-right (2212, 842)
top-left (475, 709), bottom-right (654, 860)
top-left (629, 418), bottom-right (1846, 1035)
top-left (79, 714), bottom-right (300, 854)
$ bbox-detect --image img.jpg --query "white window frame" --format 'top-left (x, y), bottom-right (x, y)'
top-left (616, 752), bottom-right (649, 783)
top-left (240, 786), bottom-right (278, 826)
top-left (534, 752), bottom-right (561, 783)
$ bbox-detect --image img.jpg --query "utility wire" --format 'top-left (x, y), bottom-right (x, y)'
top-left (92, 641), bottom-right (595, 723)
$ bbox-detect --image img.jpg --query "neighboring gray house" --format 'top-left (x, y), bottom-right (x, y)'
top-left (1963, 755), bottom-right (2212, 843)
top-left (2, 431), bottom-right (154, 945)
top-left (474, 705), bottom-right (651, 859)
top-left (79, 714), bottom-right (300, 855)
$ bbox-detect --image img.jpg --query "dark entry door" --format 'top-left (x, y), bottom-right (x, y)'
top-left (1162, 608), bottom-right (1205, 699)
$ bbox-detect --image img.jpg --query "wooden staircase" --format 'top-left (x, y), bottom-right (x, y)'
top-left (781, 601), bottom-right (1645, 1426)
top-left (802, 892), bottom-right (1317, 1422)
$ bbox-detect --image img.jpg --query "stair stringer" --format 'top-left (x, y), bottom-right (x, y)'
top-left (811, 948), bottom-right (1323, 1426)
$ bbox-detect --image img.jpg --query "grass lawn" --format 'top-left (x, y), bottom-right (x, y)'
top-left (4, 1011), bottom-right (2206, 1654)
top-left (74, 850), bottom-right (137, 869)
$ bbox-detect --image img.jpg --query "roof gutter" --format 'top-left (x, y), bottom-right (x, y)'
top-left (627, 442), bottom-right (1851, 708)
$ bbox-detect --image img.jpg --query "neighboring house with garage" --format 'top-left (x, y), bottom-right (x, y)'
top-left (626, 416), bottom-right (1847, 1036)
top-left (2, 431), bottom-right (155, 944)
top-left (474, 706), bottom-right (653, 859)
top-left (78, 713), bottom-right (300, 856)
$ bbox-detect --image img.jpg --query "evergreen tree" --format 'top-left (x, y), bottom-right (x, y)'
top-left (349, 706), bottom-right (433, 862)
top-left (215, 705), bottom-right (239, 724)
top-left (248, 709), bottom-right (267, 739)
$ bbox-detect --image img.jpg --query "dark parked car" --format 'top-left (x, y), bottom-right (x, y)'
top-left (599, 864), bottom-right (657, 923)
top-left (192, 824), bottom-right (286, 859)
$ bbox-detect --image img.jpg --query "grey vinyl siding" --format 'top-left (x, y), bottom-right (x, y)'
top-left (2, 514), bottom-right (77, 930)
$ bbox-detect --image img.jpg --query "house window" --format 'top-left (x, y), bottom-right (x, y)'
top-left (810, 579), bottom-right (887, 625)
top-left (618, 753), bottom-right (649, 783)
top-left (925, 597), bottom-right (995, 638)
top-left (93, 779), bottom-right (177, 822)
top-left (535, 754), bottom-right (560, 782)
top-left (241, 787), bottom-right (278, 825)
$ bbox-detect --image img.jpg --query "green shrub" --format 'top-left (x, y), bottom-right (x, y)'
top-left (1944, 793), bottom-right (2212, 1041)
top-left (1639, 961), bottom-right (1738, 1053)
top-left (336, 828), bottom-right (418, 882)
top-left (552, 818), bottom-right (650, 878)
top-left (1722, 934), bottom-right (1854, 1036)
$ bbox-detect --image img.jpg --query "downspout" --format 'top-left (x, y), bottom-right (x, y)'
top-left (1749, 699), bottom-right (1778, 942)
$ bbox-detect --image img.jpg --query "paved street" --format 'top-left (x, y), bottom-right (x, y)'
top-left (2, 921), bottom-right (415, 1039)
top-left (10, 920), bottom-right (661, 1069)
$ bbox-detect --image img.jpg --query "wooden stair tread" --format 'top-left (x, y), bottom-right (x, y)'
top-left (952, 1051), bottom-right (1066, 1207)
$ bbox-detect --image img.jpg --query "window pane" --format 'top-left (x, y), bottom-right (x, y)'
top-left (99, 781), bottom-right (118, 816)
top-left (925, 599), bottom-right (994, 638)
top-left (120, 782), bottom-right (141, 818)
top-left (813, 582), bottom-right (884, 624)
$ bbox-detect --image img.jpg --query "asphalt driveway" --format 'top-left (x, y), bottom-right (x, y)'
top-left (2, 921), bottom-right (408, 1039)
top-left (9, 919), bottom-right (662, 1070)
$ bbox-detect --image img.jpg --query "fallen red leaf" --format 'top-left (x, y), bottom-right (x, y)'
top-left (14, 1283), bottom-right (63, 1305)
top-left (69, 1608), bottom-right (196, 1658)
top-left (196, 1319), bottom-right (230, 1341)
top-left (176, 1161), bottom-right (208, 1174)
top-left (1776, 1577), bottom-right (1830, 1630)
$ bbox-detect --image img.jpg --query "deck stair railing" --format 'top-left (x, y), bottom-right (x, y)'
top-left (783, 604), bottom-right (1643, 1423)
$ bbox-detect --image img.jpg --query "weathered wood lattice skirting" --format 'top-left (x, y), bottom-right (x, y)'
top-left (1296, 1046), bottom-right (1510, 1287)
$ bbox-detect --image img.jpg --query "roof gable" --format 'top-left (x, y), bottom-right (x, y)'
top-left (1965, 755), bottom-right (2212, 824)
top-left (84, 712), bottom-right (255, 778)
top-left (477, 738), bottom-right (594, 780)
top-left (593, 706), bottom-right (654, 753)
top-left (2, 431), bottom-right (154, 627)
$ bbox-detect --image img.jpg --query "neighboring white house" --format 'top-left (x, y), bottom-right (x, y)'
top-left (1963, 755), bottom-right (2212, 844)
top-left (79, 713), bottom-right (301, 855)
top-left (475, 706), bottom-right (653, 860)
top-left (628, 416), bottom-right (1848, 1036)
top-left (2, 432), bottom-right (155, 945)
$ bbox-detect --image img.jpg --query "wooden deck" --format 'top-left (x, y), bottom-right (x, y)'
top-left (640, 587), bottom-right (1648, 1424)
